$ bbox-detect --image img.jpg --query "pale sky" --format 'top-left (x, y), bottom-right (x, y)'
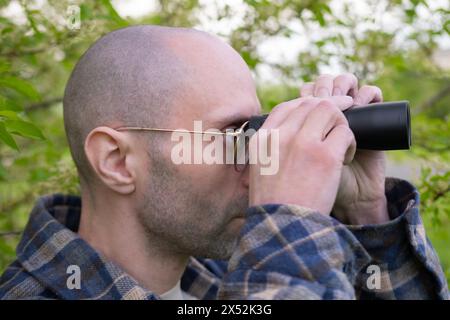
top-left (2, 0), bottom-right (449, 82)
top-left (112, 0), bottom-right (450, 83)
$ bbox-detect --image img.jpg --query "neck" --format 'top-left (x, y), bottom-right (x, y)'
top-left (77, 189), bottom-right (189, 295)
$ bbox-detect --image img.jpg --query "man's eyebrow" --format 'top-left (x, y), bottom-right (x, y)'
top-left (212, 114), bottom-right (252, 129)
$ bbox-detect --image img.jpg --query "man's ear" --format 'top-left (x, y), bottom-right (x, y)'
top-left (84, 126), bottom-right (137, 194)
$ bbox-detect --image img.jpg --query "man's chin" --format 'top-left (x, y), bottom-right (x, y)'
top-left (201, 223), bottom-right (243, 260)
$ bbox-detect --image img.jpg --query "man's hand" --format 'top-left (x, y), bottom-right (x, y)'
top-left (249, 96), bottom-right (356, 216)
top-left (300, 74), bottom-right (389, 225)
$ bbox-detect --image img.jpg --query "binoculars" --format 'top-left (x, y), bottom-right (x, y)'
top-left (247, 100), bottom-right (411, 150)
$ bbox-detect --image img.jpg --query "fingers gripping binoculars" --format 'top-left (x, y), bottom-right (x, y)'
top-left (247, 101), bottom-right (411, 150)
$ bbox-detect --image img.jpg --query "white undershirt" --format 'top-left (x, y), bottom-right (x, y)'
top-left (159, 281), bottom-right (197, 300)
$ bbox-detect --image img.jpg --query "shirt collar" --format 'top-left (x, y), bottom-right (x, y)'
top-left (15, 194), bottom-right (157, 300)
top-left (159, 281), bottom-right (184, 300)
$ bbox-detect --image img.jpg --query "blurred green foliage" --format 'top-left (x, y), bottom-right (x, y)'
top-left (0, 0), bottom-right (449, 286)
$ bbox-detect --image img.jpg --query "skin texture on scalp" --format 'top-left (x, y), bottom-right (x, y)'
top-left (64, 26), bottom-right (190, 183)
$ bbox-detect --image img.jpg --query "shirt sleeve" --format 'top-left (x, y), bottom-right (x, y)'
top-left (216, 178), bottom-right (449, 300)
top-left (344, 177), bottom-right (449, 300)
top-left (217, 204), bottom-right (372, 299)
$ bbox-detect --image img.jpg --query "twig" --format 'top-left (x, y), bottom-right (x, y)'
top-left (416, 84), bottom-right (450, 113)
top-left (3, 46), bottom-right (50, 58)
top-left (25, 97), bottom-right (62, 112)
top-left (433, 186), bottom-right (450, 202)
top-left (0, 230), bottom-right (22, 237)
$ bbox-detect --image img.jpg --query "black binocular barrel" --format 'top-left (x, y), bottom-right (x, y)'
top-left (247, 101), bottom-right (411, 151)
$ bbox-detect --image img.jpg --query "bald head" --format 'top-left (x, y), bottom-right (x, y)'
top-left (63, 25), bottom-right (251, 183)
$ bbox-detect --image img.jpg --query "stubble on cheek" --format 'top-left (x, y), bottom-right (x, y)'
top-left (140, 146), bottom-right (249, 258)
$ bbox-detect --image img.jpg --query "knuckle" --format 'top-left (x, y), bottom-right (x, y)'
top-left (338, 125), bottom-right (355, 142)
top-left (270, 101), bottom-right (296, 117)
top-left (325, 149), bottom-right (341, 163)
top-left (336, 108), bottom-right (349, 122)
top-left (358, 85), bottom-right (369, 92)
top-left (300, 83), bottom-right (314, 96)
top-left (301, 82), bottom-right (313, 89)
top-left (373, 86), bottom-right (382, 95)
top-left (296, 137), bottom-right (341, 168)
top-left (317, 146), bottom-right (339, 166)
top-left (297, 138), bottom-right (322, 155)
top-left (333, 77), bottom-right (345, 87)
top-left (316, 74), bottom-right (333, 81)
top-left (317, 99), bottom-right (335, 108)
top-left (361, 85), bottom-right (379, 93)
top-left (272, 102), bottom-right (288, 113)
top-left (359, 85), bottom-right (383, 100)
top-left (343, 124), bottom-right (354, 136)
top-left (334, 73), bottom-right (348, 82)
top-left (298, 98), bottom-right (317, 109)
top-left (318, 100), bottom-right (340, 115)
top-left (343, 72), bottom-right (358, 83)
top-left (313, 103), bottom-right (331, 116)
top-left (334, 73), bottom-right (357, 87)
top-left (314, 84), bottom-right (328, 91)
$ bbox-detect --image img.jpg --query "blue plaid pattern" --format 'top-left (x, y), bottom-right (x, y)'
top-left (0, 178), bottom-right (448, 299)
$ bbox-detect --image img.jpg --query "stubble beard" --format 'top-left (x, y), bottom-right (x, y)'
top-left (138, 155), bottom-right (248, 260)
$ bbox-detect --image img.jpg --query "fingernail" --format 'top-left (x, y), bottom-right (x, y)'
top-left (342, 95), bottom-right (353, 102)
top-left (340, 96), bottom-right (354, 107)
top-left (317, 88), bottom-right (330, 97)
top-left (333, 88), bottom-right (343, 95)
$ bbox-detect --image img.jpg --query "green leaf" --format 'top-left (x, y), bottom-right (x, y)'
top-left (0, 161), bottom-right (6, 181)
top-left (4, 119), bottom-right (45, 140)
top-left (313, 10), bottom-right (326, 26)
top-left (321, 4), bottom-right (332, 14)
top-left (0, 110), bottom-right (20, 120)
top-left (100, 0), bottom-right (129, 27)
top-left (0, 77), bottom-right (41, 102)
top-left (0, 122), bottom-right (18, 150)
top-left (0, 59), bottom-right (11, 73)
top-left (0, 96), bottom-right (22, 111)
top-left (80, 4), bottom-right (92, 21)
top-left (29, 167), bottom-right (51, 182)
top-left (241, 51), bottom-right (260, 69)
top-left (311, 3), bottom-right (328, 27)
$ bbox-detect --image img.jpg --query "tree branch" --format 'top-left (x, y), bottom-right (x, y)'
top-left (417, 84), bottom-right (450, 113)
top-left (25, 97), bottom-right (62, 112)
top-left (433, 186), bottom-right (450, 202)
top-left (0, 230), bottom-right (22, 237)
top-left (3, 46), bottom-right (50, 58)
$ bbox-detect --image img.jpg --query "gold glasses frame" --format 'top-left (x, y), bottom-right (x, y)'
top-left (115, 120), bottom-right (250, 171)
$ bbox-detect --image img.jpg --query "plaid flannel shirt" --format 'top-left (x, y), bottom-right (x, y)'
top-left (0, 177), bottom-right (448, 300)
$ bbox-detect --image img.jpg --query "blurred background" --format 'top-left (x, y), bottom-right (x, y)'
top-left (0, 0), bottom-right (449, 285)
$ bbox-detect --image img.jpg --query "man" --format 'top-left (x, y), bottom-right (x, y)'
top-left (0, 25), bottom-right (448, 300)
